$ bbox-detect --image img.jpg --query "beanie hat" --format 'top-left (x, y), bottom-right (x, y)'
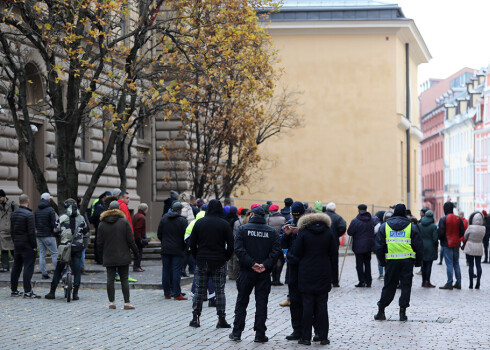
top-left (201, 203), bottom-right (208, 211)
top-left (112, 188), bottom-right (122, 197)
top-left (251, 206), bottom-right (265, 216)
top-left (171, 201), bottom-right (183, 211)
top-left (269, 204), bottom-right (279, 212)
top-left (224, 205), bottom-right (230, 216)
top-left (393, 203), bottom-right (406, 217)
top-left (0, 189), bottom-right (5, 197)
top-left (425, 210), bottom-right (434, 217)
top-left (238, 207), bottom-right (244, 215)
top-left (284, 197), bottom-right (293, 207)
top-left (313, 201), bottom-right (323, 213)
top-left (291, 201), bottom-right (305, 215)
top-left (109, 201), bottom-right (120, 209)
top-left (251, 203), bottom-right (260, 209)
top-left (229, 206), bottom-right (238, 215)
top-left (41, 192), bottom-right (50, 201)
top-left (482, 210), bottom-right (487, 217)
top-left (170, 190), bottom-right (179, 199)
top-left (358, 204), bottom-right (367, 211)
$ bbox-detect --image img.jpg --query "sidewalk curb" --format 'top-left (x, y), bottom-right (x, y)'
top-left (0, 276), bottom-right (193, 290)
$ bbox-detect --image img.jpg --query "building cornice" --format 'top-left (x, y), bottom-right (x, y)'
top-left (261, 19), bottom-right (431, 65)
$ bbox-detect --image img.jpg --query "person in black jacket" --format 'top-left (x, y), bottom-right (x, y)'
top-left (89, 190), bottom-right (111, 264)
top-left (281, 201), bottom-right (306, 340)
top-left (35, 193), bottom-right (57, 279)
top-left (325, 202), bottom-right (347, 288)
top-left (291, 213), bottom-right (337, 346)
top-left (482, 210), bottom-right (490, 263)
top-left (347, 204), bottom-right (376, 287)
top-left (10, 194), bottom-right (40, 298)
top-left (281, 197), bottom-right (294, 221)
top-left (189, 199), bottom-right (234, 329)
top-left (157, 201), bottom-right (188, 300)
top-left (374, 204), bottom-right (424, 321)
top-left (163, 190), bottom-right (179, 216)
top-left (229, 206), bottom-right (281, 343)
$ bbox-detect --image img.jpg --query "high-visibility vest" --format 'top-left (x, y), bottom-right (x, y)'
top-left (90, 198), bottom-right (100, 216)
top-left (385, 222), bottom-right (415, 260)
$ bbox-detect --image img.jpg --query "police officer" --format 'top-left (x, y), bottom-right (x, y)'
top-left (374, 203), bottom-right (424, 321)
top-left (229, 206), bottom-right (281, 343)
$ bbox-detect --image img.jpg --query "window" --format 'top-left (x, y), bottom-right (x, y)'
top-left (25, 63), bottom-right (44, 106)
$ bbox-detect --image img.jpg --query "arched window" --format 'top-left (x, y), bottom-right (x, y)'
top-left (25, 63), bottom-right (44, 105)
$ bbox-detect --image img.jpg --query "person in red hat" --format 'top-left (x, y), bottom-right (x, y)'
top-left (266, 204), bottom-right (286, 285)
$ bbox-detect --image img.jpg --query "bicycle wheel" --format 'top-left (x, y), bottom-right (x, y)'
top-left (66, 272), bottom-right (72, 303)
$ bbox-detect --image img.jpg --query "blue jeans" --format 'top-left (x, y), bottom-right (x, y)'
top-left (81, 249), bottom-right (85, 269)
top-left (162, 255), bottom-right (183, 297)
top-left (443, 247), bottom-right (461, 285)
top-left (37, 237), bottom-right (57, 275)
top-left (377, 258), bottom-right (384, 276)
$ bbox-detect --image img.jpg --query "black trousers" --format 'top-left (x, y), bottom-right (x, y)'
top-left (93, 228), bottom-right (102, 264)
top-left (355, 252), bottom-right (372, 286)
top-left (10, 246), bottom-right (36, 292)
top-left (378, 259), bottom-right (414, 308)
top-left (332, 251), bottom-right (339, 284)
top-left (288, 278), bottom-right (303, 335)
top-left (107, 265), bottom-right (130, 303)
top-left (483, 239), bottom-right (489, 262)
top-left (302, 293), bottom-right (329, 342)
top-left (1, 250), bottom-right (13, 270)
top-left (232, 271), bottom-right (271, 337)
top-left (134, 238), bottom-right (143, 268)
top-left (421, 260), bottom-right (433, 283)
top-left (271, 255), bottom-right (285, 283)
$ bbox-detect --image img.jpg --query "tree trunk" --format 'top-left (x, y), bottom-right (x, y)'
top-left (116, 136), bottom-right (127, 194)
top-left (56, 123), bottom-right (78, 209)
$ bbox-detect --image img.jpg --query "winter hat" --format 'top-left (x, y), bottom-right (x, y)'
top-left (291, 201), bottom-right (305, 216)
top-left (483, 210), bottom-right (487, 217)
top-left (303, 202), bottom-right (309, 209)
top-left (0, 189), bottom-right (5, 197)
top-left (109, 201), bottom-right (120, 210)
top-left (261, 204), bottom-right (270, 213)
top-left (251, 203), bottom-right (260, 209)
top-left (170, 190), bottom-right (179, 199)
top-left (269, 204), bottom-right (279, 212)
top-left (201, 203), bottom-right (208, 211)
top-left (284, 197), bottom-right (294, 207)
top-left (358, 204), bottom-right (367, 211)
top-left (112, 188), bottom-right (122, 197)
top-left (393, 204), bottom-right (406, 217)
top-left (171, 201), bottom-right (183, 211)
top-left (326, 202), bottom-right (336, 211)
top-left (229, 206), bottom-right (238, 215)
top-left (238, 207), bottom-right (244, 215)
top-left (41, 193), bottom-right (50, 201)
top-left (251, 206), bottom-right (265, 216)
top-left (421, 207), bottom-right (430, 214)
top-left (443, 202), bottom-right (454, 215)
top-left (224, 205), bottom-right (230, 216)
top-left (425, 210), bottom-right (434, 218)
top-left (100, 191), bottom-right (112, 199)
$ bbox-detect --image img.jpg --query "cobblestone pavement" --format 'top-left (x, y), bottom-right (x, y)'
top-left (2, 253), bottom-right (490, 349)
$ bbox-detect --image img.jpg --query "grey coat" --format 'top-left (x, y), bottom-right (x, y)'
top-left (464, 213), bottom-right (485, 257)
top-left (0, 198), bottom-right (18, 250)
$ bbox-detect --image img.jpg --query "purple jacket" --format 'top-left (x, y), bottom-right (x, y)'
top-left (347, 211), bottom-right (375, 254)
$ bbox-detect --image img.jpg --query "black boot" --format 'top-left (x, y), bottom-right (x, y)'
top-left (216, 314), bottom-right (231, 328)
top-left (469, 278), bottom-right (473, 289)
top-left (476, 280), bottom-right (480, 289)
top-left (374, 306), bottom-right (386, 321)
top-left (189, 312), bottom-right (200, 328)
top-left (45, 287), bottom-right (56, 300)
top-left (399, 307), bottom-right (407, 321)
top-left (208, 297), bottom-right (216, 307)
top-left (72, 287), bottom-right (79, 301)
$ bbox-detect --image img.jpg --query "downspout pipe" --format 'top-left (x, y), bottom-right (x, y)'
top-left (406, 43), bottom-right (411, 209)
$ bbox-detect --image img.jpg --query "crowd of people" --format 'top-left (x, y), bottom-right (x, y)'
top-left (1, 187), bottom-right (489, 344)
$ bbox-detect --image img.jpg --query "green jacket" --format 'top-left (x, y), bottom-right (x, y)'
top-left (417, 216), bottom-right (438, 261)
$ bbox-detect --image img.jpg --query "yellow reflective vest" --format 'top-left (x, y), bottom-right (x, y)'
top-left (385, 222), bottom-right (415, 260)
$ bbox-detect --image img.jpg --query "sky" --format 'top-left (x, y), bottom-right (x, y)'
top-left (394, 0), bottom-right (490, 86)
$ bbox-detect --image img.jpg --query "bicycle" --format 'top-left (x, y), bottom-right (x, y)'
top-left (61, 263), bottom-right (73, 303)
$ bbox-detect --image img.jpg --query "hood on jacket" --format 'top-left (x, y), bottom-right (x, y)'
top-left (298, 213), bottom-right (331, 230)
top-left (104, 195), bottom-right (119, 207)
top-left (167, 211), bottom-right (182, 219)
top-left (100, 209), bottom-right (126, 223)
top-left (443, 202), bottom-right (454, 215)
top-left (37, 199), bottom-right (51, 210)
top-left (206, 199), bottom-right (224, 217)
top-left (386, 215), bottom-right (411, 231)
top-left (469, 211), bottom-right (484, 226)
top-left (393, 204), bottom-right (406, 217)
top-left (420, 215), bottom-right (434, 226)
top-left (357, 211), bottom-right (372, 222)
top-left (313, 201), bottom-right (323, 213)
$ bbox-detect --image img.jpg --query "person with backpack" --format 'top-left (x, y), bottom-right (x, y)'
top-left (34, 193), bottom-right (57, 279)
top-left (45, 199), bottom-right (89, 301)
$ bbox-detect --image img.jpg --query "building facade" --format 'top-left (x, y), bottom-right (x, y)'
top-left (235, 1), bottom-right (430, 217)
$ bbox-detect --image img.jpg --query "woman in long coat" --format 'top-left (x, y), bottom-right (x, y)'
top-left (417, 210), bottom-right (438, 288)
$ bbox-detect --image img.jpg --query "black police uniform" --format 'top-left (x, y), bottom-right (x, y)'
top-left (231, 215), bottom-right (281, 339)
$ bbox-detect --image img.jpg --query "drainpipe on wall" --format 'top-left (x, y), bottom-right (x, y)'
top-left (406, 43), bottom-right (411, 210)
